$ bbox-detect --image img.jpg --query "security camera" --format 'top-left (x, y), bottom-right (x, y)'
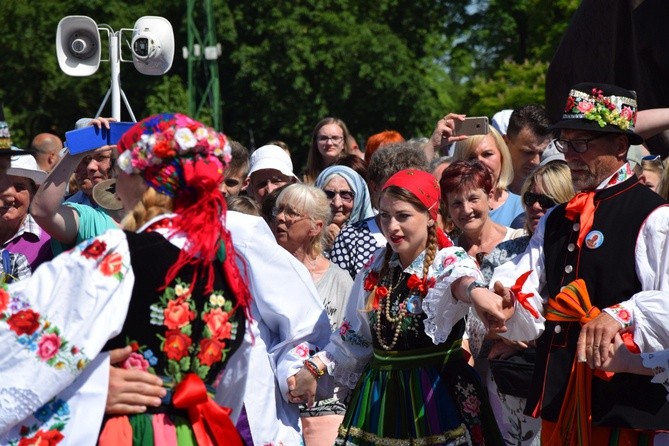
top-left (56, 16), bottom-right (101, 76)
top-left (130, 16), bottom-right (174, 76)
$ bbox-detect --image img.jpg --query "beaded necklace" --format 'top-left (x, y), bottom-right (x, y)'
top-left (367, 263), bottom-right (436, 351)
top-left (374, 268), bottom-right (407, 351)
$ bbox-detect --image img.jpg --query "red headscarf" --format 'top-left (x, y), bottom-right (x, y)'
top-left (382, 169), bottom-right (441, 221)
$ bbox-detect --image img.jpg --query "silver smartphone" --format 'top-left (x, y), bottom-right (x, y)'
top-left (453, 116), bottom-right (489, 136)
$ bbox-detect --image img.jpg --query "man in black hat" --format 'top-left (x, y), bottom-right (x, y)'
top-left (488, 83), bottom-right (669, 444)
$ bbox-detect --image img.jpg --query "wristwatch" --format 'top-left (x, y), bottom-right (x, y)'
top-left (465, 281), bottom-right (487, 301)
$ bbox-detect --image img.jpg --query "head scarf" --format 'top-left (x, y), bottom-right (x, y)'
top-left (117, 113), bottom-right (251, 317)
top-left (382, 169), bottom-right (440, 221)
top-left (315, 165), bottom-right (375, 225)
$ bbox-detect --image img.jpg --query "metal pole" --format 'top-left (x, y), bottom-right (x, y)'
top-left (110, 31), bottom-right (121, 121)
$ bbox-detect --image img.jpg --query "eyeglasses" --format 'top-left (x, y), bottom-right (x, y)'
top-left (553, 133), bottom-right (610, 154)
top-left (323, 189), bottom-right (355, 202)
top-left (317, 136), bottom-right (344, 144)
top-left (271, 205), bottom-right (307, 222)
top-left (523, 191), bottom-right (557, 209)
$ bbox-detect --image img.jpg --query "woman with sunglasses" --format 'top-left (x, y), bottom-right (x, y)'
top-left (315, 165), bottom-right (374, 251)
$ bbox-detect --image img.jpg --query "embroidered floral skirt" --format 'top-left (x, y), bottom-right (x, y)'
top-left (335, 341), bottom-right (503, 446)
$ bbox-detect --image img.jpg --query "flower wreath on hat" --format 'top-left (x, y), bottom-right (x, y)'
top-left (564, 87), bottom-right (636, 131)
top-left (118, 113), bottom-right (252, 319)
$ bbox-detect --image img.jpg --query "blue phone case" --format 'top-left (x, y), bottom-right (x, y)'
top-left (65, 122), bottom-right (134, 154)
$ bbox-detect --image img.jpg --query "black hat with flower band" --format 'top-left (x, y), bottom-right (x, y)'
top-left (551, 83), bottom-right (643, 145)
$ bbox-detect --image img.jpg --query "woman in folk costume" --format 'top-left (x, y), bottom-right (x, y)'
top-left (0, 113), bottom-right (329, 445)
top-left (288, 168), bottom-right (507, 445)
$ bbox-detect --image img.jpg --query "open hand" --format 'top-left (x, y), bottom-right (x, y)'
top-left (106, 346), bottom-right (166, 415)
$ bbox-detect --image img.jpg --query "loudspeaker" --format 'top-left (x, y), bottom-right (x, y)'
top-left (56, 15), bottom-right (101, 77)
top-left (131, 16), bottom-right (174, 76)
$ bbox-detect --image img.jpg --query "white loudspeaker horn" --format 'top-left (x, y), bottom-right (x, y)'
top-left (56, 16), bottom-right (101, 77)
top-left (131, 16), bottom-right (174, 76)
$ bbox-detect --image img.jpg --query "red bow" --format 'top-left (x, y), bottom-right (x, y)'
top-left (172, 373), bottom-right (243, 446)
top-left (564, 192), bottom-right (596, 249)
top-left (511, 270), bottom-right (539, 319)
top-left (407, 274), bottom-right (423, 290)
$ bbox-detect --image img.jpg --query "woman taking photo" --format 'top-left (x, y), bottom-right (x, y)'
top-left (433, 113), bottom-right (523, 227)
top-left (288, 169), bottom-right (506, 445)
top-left (272, 183), bottom-right (353, 446)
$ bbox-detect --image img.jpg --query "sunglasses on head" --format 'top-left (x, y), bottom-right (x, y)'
top-left (523, 191), bottom-right (557, 209)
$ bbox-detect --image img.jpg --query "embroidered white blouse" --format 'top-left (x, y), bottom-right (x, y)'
top-left (0, 211), bottom-right (331, 445)
top-left (316, 245), bottom-right (483, 389)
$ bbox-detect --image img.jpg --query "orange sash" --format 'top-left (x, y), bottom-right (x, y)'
top-left (544, 279), bottom-right (597, 446)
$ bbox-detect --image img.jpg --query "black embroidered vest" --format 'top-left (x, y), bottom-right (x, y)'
top-left (104, 231), bottom-right (245, 405)
top-left (527, 176), bottom-right (669, 429)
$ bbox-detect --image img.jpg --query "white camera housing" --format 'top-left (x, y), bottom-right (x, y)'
top-left (56, 15), bottom-right (101, 76)
top-left (130, 16), bottom-right (174, 76)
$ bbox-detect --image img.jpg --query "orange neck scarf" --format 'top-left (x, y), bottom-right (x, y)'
top-left (564, 192), bottom-right (596, 249)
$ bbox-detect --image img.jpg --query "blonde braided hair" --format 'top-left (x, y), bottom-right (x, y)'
top-left (122, 187), bottom-right (174, 232)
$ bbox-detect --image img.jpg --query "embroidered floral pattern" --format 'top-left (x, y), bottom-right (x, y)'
top-left (152, 279), bottom-right (239, 383)
top-left (338, 319), bottom-right (370, 348)
top-left (605, 303), bottom-right (633, 330)
top-left (76, 239), bottom-right (126, 281)
top-left (455, 377), bottom-right (485, 444)
top-left (564, 87), bottom-right (637, 131)
top-left (12, 398), bottom-right (70, 445)
top-left (1, 289), bottom-right (88, 373)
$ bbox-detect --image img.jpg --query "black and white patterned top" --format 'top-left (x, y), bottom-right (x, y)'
top-left (326, 217), bottom-right (385, 280)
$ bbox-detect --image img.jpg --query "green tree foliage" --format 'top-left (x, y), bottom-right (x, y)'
top-left (0, 0), bottom-right (575, 166)
top-left (443, 0), bottom-right (578, 113)
top-left (466, 60), bottom-right (549, 117)
top-left (219, 0), bottom-right (458, 169)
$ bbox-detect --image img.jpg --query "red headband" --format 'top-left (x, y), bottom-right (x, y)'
top-left (382, 169), bottom-right (440, 221)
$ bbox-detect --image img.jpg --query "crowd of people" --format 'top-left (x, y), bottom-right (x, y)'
top-left (0, 81), bottom-right (669, 446)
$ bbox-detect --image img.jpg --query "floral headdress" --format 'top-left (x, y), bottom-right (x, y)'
top-left (551, 82), bottom-right (643, 145)
top-left (118, 113), bottom-right (252, 319)
top-left (117, 113), bottom-right (230, 196)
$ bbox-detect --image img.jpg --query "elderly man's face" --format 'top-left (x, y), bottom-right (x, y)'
top-left (247, 169), bottom-right (293, 203)
top-left (560, 130), bottom-right (624, 192)
top-left (83, 147), bottom-right (114, 186)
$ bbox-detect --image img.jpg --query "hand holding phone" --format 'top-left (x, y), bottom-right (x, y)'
top-left (453, 116), bottom-right (489, 136)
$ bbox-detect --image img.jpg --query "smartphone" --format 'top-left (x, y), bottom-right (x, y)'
top-left (453, 116), bottom-right (489, 136)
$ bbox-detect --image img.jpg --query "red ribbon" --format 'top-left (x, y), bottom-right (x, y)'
top-left (564, 191), bottom-right (596, 249)
top-left (172, 373), bottom-right (243, 446)
top-left (436, 227), bottom-right (453, 249)
top-left (511, 270), bottom-right (539, 319)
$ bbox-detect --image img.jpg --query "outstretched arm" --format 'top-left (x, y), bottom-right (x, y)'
top-left (31, 118), bottom-right (115, 244)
